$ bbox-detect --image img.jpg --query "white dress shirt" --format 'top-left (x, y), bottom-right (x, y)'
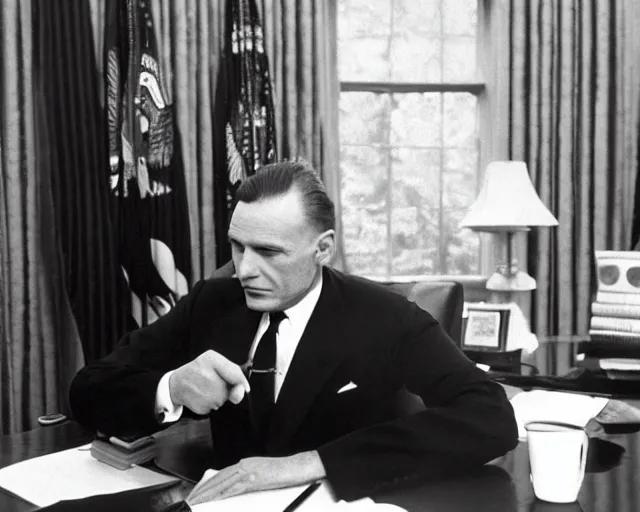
top-left (156, 274), bottom-right (323, 423)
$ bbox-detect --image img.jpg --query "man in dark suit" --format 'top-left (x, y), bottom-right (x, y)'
top-left (70, 160), bottom-right (518, 503)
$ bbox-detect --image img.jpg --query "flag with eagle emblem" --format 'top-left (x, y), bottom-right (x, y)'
top-left (213, 0), bottom-right (277, 264)
top-left (105, 0), bottom-right (192, 327)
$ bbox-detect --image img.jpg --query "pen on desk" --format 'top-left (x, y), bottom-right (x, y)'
top-left (282, 481), bottom-right (322, 512)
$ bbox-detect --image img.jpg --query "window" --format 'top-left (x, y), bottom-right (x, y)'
top-left (338, 0), bottom-right (483, 279)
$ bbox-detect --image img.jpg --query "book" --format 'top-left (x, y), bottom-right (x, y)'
top-left (588, 329), bottom-right (640, 343)
top-left (595, 250), bottom-right (640, 295)
top-left (591, 301), bottom-right (640, 319)
top-left (579, 337), bottom-right (640, 360)
top-left (590, 316), bottom-right (640, 334)
top-left (90, 438), bottom-right (157, 470)
top-left (599, 358), bottom-right (640, 371)
top-left (596, 291), bottom-right (640, 305)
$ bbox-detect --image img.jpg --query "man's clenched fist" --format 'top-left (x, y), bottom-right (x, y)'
top-left (169, 350), bottom-right (250, 414)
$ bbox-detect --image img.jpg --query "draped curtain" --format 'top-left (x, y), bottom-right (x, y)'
top-left (260, 0), bottom-right (345, 269)
top-left (0, 0), bottom-right (85, 435)
top-left (508, 0), bottom-right (640, 337)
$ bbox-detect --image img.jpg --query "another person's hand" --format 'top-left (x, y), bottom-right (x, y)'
top-left (169, 350), bottom-right (250, 414)
top-left (186, 451), bottom-right (326, 505)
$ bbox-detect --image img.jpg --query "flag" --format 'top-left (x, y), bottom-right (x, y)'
top-left (213, 0), bottom-right (277, 263)
top-left (105, 0), bottom-right (192, 327)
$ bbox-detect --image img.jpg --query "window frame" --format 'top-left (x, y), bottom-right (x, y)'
top-left (337, 0), bottom-right (493, 280)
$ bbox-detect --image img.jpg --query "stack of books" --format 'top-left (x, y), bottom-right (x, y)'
top-left (91, 434), bottom-right (157, 470)
top-left (585, 251), bottom-right (640, 374)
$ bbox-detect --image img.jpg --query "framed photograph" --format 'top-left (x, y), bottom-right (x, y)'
top-left (462, 305), bottom-right (511, 351)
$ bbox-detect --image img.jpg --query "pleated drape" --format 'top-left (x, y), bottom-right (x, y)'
top-left (259, 0), bottom-right (345, 268)
top-left (34, 0), bottom-right (129, 363)
top-left (0, 0), bottom-right (85, 434)
top-left (508, 0), bottom-right (640, 336)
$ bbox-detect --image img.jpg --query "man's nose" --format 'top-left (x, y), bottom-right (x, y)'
top-left (235, 249), bottom-right (259, 280)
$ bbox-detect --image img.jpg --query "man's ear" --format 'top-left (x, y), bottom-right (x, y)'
top-left (315, 229), bottom-right (336, 266)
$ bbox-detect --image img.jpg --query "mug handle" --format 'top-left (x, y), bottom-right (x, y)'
top-left (576, 432), bottom-right (589, 489)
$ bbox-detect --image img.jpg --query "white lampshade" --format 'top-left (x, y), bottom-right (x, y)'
top-left (460, 161), bottom-right (558, 232)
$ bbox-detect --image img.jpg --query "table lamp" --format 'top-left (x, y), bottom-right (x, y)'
top-left (460, 161), bottom-right (558, 292)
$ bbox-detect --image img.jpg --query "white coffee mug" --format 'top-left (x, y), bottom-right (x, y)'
top-left (525, 421), bottom-right (589, 503)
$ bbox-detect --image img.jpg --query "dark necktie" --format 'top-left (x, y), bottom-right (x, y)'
top-left (250, 311), bottom-right (287, 441)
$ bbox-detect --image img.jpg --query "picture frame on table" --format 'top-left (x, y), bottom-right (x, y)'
top-left (462, 304), bottom-right (512, 351)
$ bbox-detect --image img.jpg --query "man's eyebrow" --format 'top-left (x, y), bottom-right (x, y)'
top-left (228, 235), bottom-right (286, 252)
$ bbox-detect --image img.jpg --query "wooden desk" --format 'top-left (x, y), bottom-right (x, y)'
top-left (2, 341), bottom-right (639, 511)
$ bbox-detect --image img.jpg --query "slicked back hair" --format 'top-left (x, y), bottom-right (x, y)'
top-left (233, 160), bottom-right (336, 233)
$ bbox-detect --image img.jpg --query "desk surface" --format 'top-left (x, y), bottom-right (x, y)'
top-left (2, 341), bottom-right (640, 512)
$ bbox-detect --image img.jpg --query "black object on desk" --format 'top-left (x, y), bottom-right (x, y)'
top-left (491, 367), bottom-right (640, 397)
top-left (38, 481), bottom-right (187, 512)
top-left (464, 349), bottom-right (524, 373)
top-left (282, 481), bottom-right (322, 512)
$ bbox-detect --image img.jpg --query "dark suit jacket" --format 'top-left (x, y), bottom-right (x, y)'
top-left (69, 267), bottom-right (518, 500)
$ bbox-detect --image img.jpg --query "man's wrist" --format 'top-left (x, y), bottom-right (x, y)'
top-left (286, 450), bottom-right (327, 482)
top-left (156, 371), bottom-right (183, 423)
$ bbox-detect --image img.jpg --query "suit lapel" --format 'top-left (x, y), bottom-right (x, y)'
top-left (267, 269), bottom-right (348, 451)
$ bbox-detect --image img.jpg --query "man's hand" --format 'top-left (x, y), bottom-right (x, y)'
top-left (169, 350), bottom-right (250, 414)
top-left (186, 451), bottom-right (326, 505)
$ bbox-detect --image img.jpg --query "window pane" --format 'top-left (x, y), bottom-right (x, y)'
top-left (390, 35), bottom-right (441, 82)
top-left (393, 0), bottom-right (441, 36)
top-left (442, 36), bottom-right (476, 82)
top-left (338, 37), bottom-right (390, 82)
top-left (442, 0), bottom-right (477, 36)
top-left (338, 0), bottom-right (391, 39)
top-left (391, 148), bottom-right (441, 275)
top-left (341, 145), bottom-right (390, 276)
top-left (391, 93), bottom-right (442, 147)
top-left (442, 167), bottom-right (480, 275)
top-left (340, 145), bottom-right (389, 203)
top-left (340, 92), bottom-right (390, 145)
top-left (443, 93), bottom-right (477, 148)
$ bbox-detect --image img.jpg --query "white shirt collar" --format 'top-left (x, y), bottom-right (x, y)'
top-left (282, 271), bottom-right (323, 328)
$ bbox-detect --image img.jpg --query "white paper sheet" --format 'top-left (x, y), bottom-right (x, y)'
top-left (509, 390), bottom-right (609, 439)
top-left (0, 444), bottom-right (178, 507)
top-left (190, 475), bottom-right (407, 511)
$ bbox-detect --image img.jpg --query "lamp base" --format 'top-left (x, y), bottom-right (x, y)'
top-left (486, 270), bottom-right (537, 292)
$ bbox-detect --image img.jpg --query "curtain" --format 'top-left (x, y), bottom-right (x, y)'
top-left (34, 0), bottom-right (130, 364)
top-left (508, 0), bottom-right (640, 336)
top-left (0, 0), bottom-right (85, 434)
top-left (259, 0), bottom-right (345, 269)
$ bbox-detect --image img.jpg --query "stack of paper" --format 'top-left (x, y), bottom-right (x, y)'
top-left (0, 444), bottom-right (178, 508)
top-left (509, 390), bottom-right (609, 439)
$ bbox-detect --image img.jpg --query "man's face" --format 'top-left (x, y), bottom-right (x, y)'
top-left (228, 189), bottom-right (325, 311)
